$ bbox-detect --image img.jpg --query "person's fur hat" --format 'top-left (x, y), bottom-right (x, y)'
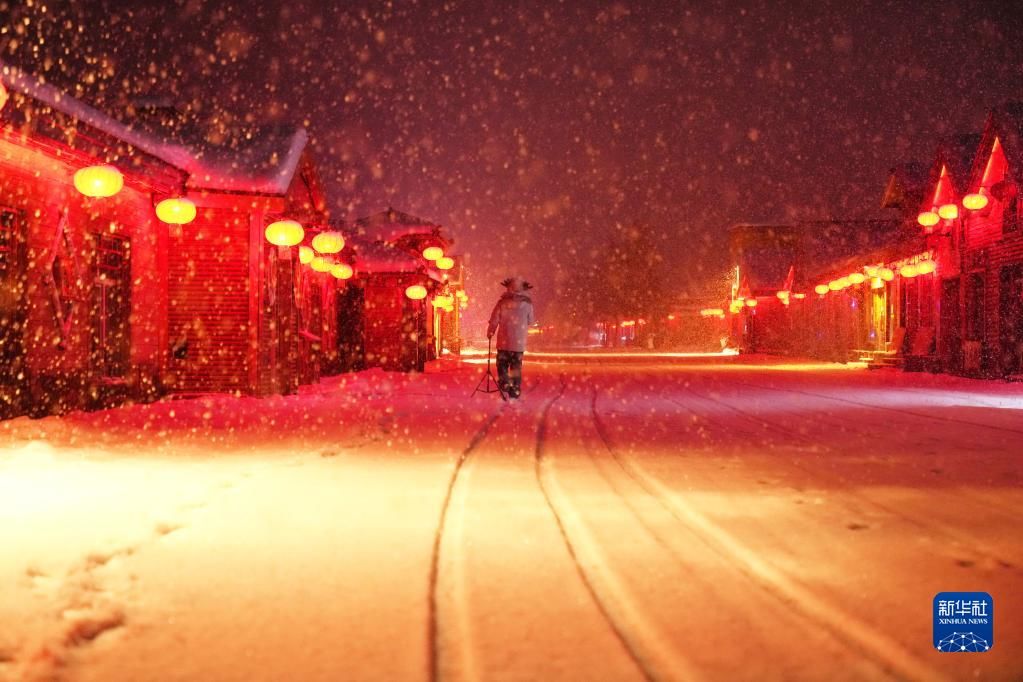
top-left (500, 276), bottom-right (533, 291)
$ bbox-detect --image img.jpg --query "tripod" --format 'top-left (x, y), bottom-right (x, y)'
top-left (472, 338), bottom-right (507, 401)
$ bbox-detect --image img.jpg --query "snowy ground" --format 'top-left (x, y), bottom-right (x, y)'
top-left (1, 354), bottom-right (1021, 681)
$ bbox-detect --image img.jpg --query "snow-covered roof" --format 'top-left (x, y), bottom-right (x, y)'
top-left (1, 61), bottom-right (308, 195)
top-left (176, 124), bottom-right (308, 194)
top-left (1, 61), bottom-right (194, 169)
top-left (348, 235), bottom-right (423, 275)
top-left (354, 208), bottom-right (447, 244)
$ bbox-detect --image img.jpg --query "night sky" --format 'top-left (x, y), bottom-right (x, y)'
top-left (4, 0), bottom-right (1023, 328)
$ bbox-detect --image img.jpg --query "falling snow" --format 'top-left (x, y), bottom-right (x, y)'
top-left (2, 1), bottom-right (1023, 679)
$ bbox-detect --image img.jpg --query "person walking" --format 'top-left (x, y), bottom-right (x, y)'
top-left (486, 276), bottom-right (535, 398)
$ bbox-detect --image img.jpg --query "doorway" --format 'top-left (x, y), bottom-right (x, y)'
top-left (261, 245), bottom-right (298, 395)
top-left (869, 288), bottom-right (887, 351)
top-left (939, 278), bottom-right (961, 373)
top-left (336, 285), bottom-right (365, 372)
top-left (90, 232), bottom-right (131, 380)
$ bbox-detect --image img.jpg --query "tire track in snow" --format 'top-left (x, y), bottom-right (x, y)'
top-left (533, 377), bottom-right (660, 682)
top-left (426, 393), bottom-right (515, 682)
top-left (536, 386), bottom-right (718, 681)
top-left (587, 383), bottom-right (954, 682)
top-left (668, 381), bottom-right (1019, 572)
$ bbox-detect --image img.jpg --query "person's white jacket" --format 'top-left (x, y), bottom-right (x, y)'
top-left (487, 292), bottom-right (535, 352)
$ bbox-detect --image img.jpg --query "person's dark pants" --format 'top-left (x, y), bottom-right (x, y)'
top-left (496, 350), bottom-right (524, 397)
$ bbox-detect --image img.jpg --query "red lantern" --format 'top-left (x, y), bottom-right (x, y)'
top-left (74, 165), bottom-right (124, 198)
top-left (405, 285), bottom-right (427, 300)
top-left (265, 220), bottom-right (304, 247)
top-left (963, 193), bottom-right (988, 211)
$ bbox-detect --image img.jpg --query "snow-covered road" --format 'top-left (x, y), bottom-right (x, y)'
top-left (1, 356), bottom-right (1020, 681)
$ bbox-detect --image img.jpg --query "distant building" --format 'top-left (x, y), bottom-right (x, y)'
top-left (350, 209), bottom-right (465, 371)
top-left (726, 102), bottom-right (1023, 380)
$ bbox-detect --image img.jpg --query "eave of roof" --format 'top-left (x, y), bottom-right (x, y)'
top-left (2, 61), bottom-right (308, 196)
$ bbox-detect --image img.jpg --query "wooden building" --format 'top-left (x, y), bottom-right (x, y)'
top-left (159, 125), bottom-right (330, 396)
top-left (960, 104), bottom-right (1023, 377)
top-left (1, 66), bottom-right (186, 416)
top-left (1, 62), bottom-right (475, 423)
top-left (801, 137), bottom-right (978, 371)
top-left (903, 135), bottom-right (980, 372)
top-left (1, 62), bottom-right (334, 418)
top-left (728, 117), bottom-right (1020, 379)
top-left (728, 219), bottom-right (904, 362)
top-left (348, 209), bottom-right (464, 372)
top-left (727, 224), bottom-right (802, 354)
top-left (803, 132), bottom-right (1001, 375)
top-left (345, 234), bottom-right (426, 371)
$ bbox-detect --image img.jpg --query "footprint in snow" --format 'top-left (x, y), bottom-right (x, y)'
top-left (154, 522), bottom-right (183, 538)
top-left (62, 606), bottom-right (125, 645)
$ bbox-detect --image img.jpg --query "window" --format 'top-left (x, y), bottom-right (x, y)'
top-left (91, 233), bottom-right (132, 378)
top-left (965, 274), bottom-right (985, 341)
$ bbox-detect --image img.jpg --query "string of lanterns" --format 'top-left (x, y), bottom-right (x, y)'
top-left (726, 254), bottom-right (934, 313)
top-left (813, 256), bottom-right (933, 297)
top-left (73, 165), bottom-right (198, 229)
top-left (917, 192), bottom-right (989, 228)
top-left (67, 156), bottom-right (459, 304)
